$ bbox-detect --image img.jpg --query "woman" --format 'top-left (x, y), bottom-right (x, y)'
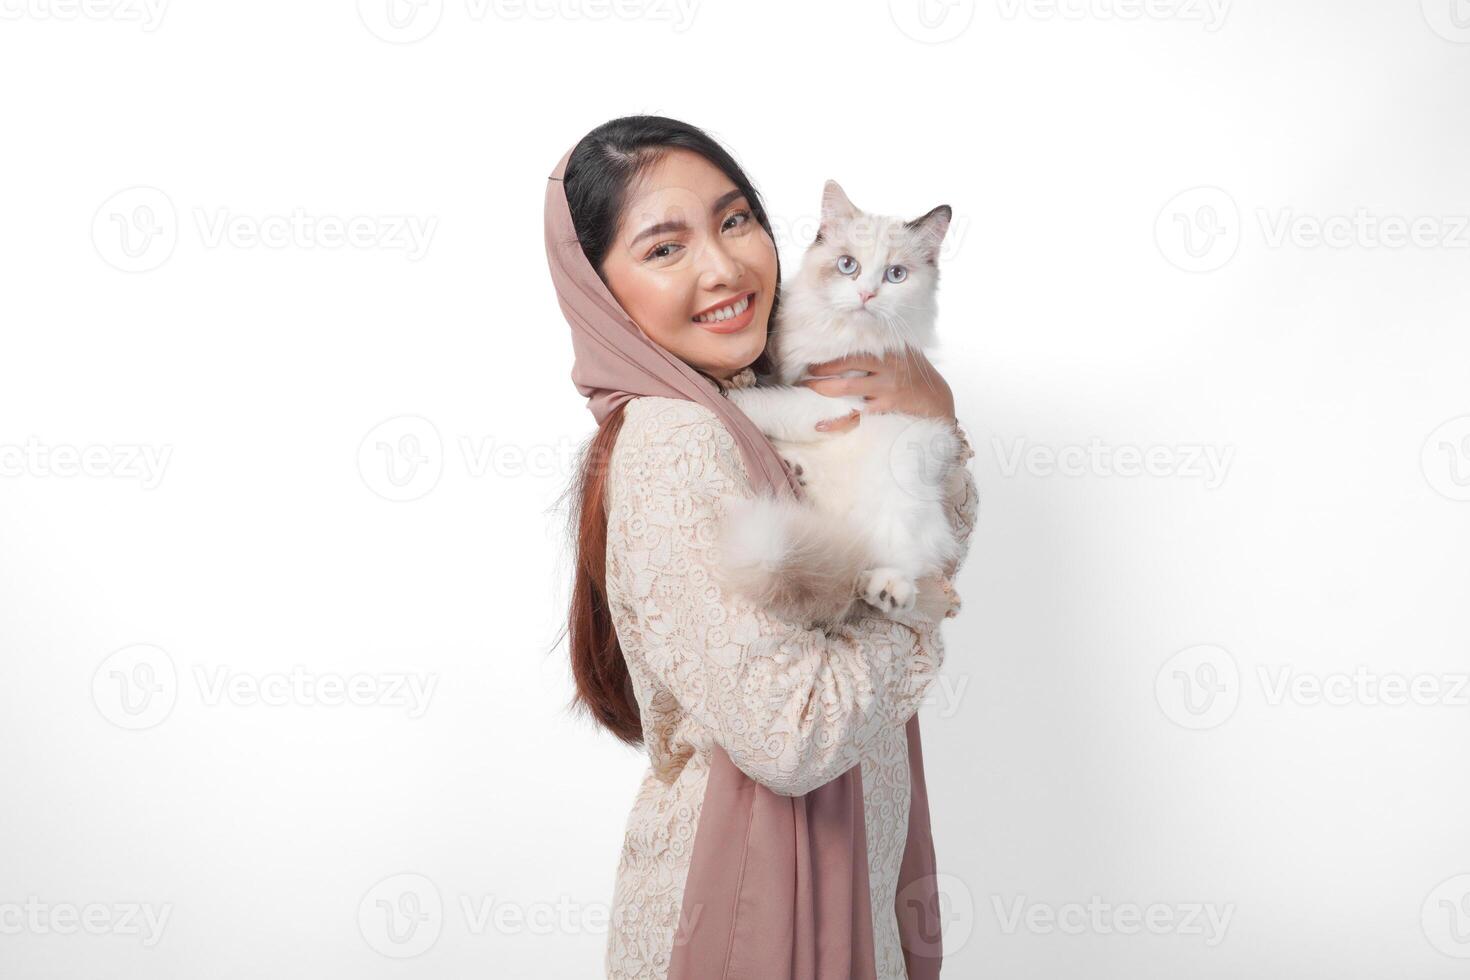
top-left (546, 115), bottom-right (978, 980)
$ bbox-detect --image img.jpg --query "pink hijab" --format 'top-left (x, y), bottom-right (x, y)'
top-left (545, 143), bottom-right (943, 979)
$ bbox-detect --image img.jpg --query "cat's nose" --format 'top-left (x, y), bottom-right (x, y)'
top-left (858, 290), bottom-right (876, 304)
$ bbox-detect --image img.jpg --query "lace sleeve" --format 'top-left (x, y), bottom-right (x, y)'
top-left (943, 421), bottom-right (981, 578)
top-left (605, 399), bottom-right (944, 798)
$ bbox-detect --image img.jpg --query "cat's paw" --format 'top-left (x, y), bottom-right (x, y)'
top-left (858, 567), bottom-right (918, 614)
top-left (780, 448), bottom-right (811, 487)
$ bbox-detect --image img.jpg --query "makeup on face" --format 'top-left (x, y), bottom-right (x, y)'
top-left (691, 290), bottom-right (758, 334)
top-left (600, 149), bottom-right (778, 380)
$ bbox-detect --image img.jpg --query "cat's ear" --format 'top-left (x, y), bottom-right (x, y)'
top-left (905, 204), bottom-right (952, 265)
top-left (815, 180), bottom-right (859, 243)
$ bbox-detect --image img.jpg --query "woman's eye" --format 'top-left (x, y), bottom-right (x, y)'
top-left (836, 255), bottom-right (859, 276)
top-left (722, 209), bottom-right (752, 232)
top-left (885, 265), bottom-right (907, 283)
top-left (645, 242), bottom-right (683, 262)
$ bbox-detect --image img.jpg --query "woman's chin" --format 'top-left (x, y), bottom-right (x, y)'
top-left (696, 331), bottom-right (766, 379)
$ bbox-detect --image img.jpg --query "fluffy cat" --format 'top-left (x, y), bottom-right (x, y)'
top-left (720, 180), bottom-right (965, 627)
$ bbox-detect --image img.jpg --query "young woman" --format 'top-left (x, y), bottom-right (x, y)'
top-left (547, 115), bottom-right (978, 980)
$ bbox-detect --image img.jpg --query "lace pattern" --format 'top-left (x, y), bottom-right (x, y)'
top-left (601, 395), bottom-right (979, 979)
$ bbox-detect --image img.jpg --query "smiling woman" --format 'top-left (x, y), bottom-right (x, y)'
top-left (597, 156), bottom-right (776, 379)
top-left (566, 139), bottom-right (782, 386)
top-left (548, 115), bottom-right (974, 980)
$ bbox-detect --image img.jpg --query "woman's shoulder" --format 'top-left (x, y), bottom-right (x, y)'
top-left (610, 396), bottom-right (749, 493)
top-left (617, 397), bottom-right (736, 451)
top-left (621, 394), bottom-right (720, 427)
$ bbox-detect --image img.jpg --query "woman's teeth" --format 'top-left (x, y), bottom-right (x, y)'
top-left (693, 294), bottom-right (751, 323)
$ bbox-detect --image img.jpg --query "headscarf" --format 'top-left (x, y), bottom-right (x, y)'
top-left (546, 143), bottom-right (942, 979)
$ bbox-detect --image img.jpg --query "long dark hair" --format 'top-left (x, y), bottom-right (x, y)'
top-left (559, 115), bottom-right (783, 745)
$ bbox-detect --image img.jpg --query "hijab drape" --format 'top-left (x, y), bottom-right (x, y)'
top-left (545, 143), bottom-right (942, 979)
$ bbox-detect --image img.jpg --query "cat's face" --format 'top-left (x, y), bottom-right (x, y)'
top-left (789, 181), bottom-right (950, 339)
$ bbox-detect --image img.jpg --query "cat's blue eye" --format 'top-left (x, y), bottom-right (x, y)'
top-left (885, 265), bottom-right (907, 284)
top-left (836, 255), bottom-right (859, 276)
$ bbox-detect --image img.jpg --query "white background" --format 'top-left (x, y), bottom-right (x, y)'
top-left (2, 0), bottom-right (1469, 977)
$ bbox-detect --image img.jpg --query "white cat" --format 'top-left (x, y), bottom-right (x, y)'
top-left (721, 180), bottom-right (965, 627)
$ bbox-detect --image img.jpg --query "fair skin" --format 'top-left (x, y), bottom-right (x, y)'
top-left (601, 149), bottom-right (956, 431)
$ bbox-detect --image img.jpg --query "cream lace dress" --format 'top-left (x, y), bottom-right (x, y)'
top-left (601, 382), bottom-right (979, 980)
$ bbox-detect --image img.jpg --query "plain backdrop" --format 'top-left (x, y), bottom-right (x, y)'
top-left (2, 1), bottom-right (1469, 977)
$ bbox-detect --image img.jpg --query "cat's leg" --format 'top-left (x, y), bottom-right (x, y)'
top-left (725, 386), bottom-right (865, 445)
top-left (857, 566), bottom-right (919, 613)
top-left (855, 510), bottom-right (929, 614)
top-left (853, 420), bottom-right (964, 616)
top-left (860, 499), bottom-right (967, 617)
top-left (782, 444), bottom-right (810, 488)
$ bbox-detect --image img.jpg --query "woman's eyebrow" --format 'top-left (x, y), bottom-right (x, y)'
top-left (629, 190), bottom-right (749, 246)
top-left (711, 188), bottom-right (746, 212)
top-left (630, 219), bottom-right (686, 247)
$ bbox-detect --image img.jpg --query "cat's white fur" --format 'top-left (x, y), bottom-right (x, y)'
top-left (720, 181), bottom-right (963, 626)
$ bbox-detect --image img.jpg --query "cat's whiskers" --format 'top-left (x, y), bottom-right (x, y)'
top-left (878, 307), bottom-right (944, 403)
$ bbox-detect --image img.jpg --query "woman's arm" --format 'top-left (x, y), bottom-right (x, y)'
top-left (944, 423), bottom-right (980, 578)
top-left (605, 399), bottom-right (944, 798)
top-left (800, 347), bottom-right (980, 577)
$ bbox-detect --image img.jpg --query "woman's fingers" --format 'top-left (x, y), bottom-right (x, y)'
top-left (801, 374), bottom-right (892, 411)
top-left (815, 409), bottom-right (861, 432)
top-left (802, 349), bottom-right (953, 418)
top-left (806, 353), bottom-right (881, 378)
top-left (800, 376), bottom-right (857, 397)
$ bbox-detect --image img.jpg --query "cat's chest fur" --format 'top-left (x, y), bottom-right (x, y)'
top-left (713, 179), bottom-right (959, 621)
top-left (772, 317), bottom-right (919, 387)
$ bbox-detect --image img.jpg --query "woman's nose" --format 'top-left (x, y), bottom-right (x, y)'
top-left (699, 238), bottom-right (744, 286)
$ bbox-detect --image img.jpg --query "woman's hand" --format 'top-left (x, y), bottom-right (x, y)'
top-left (814, 408), bottom-right (861, 433)
top-left (799, 348), bottom-right (956, 423)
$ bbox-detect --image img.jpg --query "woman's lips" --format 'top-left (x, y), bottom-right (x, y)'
top-left (692, 291), bottom-right (757, 334)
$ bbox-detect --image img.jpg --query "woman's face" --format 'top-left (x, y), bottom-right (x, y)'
top-left (600, 149), bottom-right (778, 380)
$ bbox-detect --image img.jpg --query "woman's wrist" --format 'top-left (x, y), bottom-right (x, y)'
top-left (899, 349), bottom-right (954, 421)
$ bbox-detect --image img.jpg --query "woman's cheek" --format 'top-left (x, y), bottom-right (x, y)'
top-left (631, 276), bottom-right (696, 351)
top-left (743, 235), bottom-right (777, 285)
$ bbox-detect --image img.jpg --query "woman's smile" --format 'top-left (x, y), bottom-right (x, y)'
top-left (692, 290), bottom-right (757, 334)
top-left (595, 148), bottom-right (778, 379)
